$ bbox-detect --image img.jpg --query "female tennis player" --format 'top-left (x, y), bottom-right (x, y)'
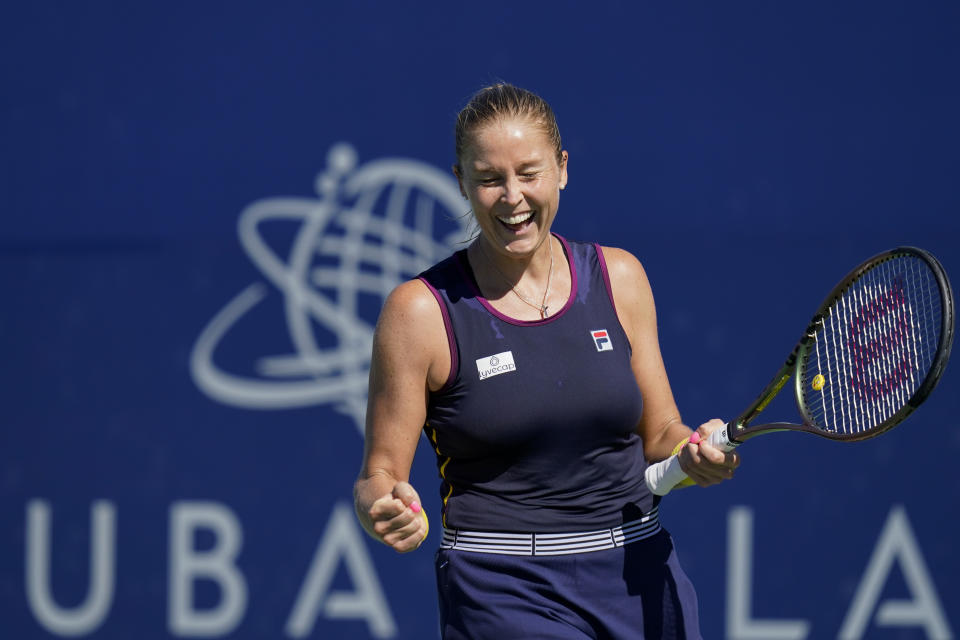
top-left (354, 82), bottom-right (740, 639)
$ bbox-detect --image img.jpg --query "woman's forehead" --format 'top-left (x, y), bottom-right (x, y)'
top-left (470, 115), bottom-right (545, 142)
top-left (463, 117), bottom-right (553, 164)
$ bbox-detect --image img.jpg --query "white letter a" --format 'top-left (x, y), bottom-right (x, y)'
top-left (285, 502), bottom-right (397, 639)
top-left (839, 505), bottom-right (953, 639)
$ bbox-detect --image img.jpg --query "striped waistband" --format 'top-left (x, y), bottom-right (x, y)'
top-left (440, 506), bottom-right (661, 556)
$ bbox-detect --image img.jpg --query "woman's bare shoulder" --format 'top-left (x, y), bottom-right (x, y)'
top-left (599, 245), bottom-right (652, 298)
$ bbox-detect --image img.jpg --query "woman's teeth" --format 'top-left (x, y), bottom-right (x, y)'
top-left (498, 211), bottom-right (534, 225)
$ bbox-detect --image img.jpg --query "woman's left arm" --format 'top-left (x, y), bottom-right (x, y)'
top-left (601, 246), bottom-right (739, 487)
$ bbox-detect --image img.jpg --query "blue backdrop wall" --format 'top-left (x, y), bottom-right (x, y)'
top-left (2, 3), bottom-right (958, 638)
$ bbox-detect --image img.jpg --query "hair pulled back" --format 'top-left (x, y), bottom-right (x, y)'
top-left (454, 83), bottom-right (563, 169)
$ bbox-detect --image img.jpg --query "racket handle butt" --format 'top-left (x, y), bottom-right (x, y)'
top-left (705, 425), bottom-right (736, 451)
top-left (644, 425), bottom-right (738, 496)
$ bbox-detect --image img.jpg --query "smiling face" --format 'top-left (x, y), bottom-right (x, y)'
top-left (456, 116), bottom-right (568, 259)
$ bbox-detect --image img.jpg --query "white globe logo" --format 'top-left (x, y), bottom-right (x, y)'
top-left (191, 143), bottom-right (471, 433)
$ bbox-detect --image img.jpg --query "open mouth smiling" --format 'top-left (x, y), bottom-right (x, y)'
top-left (496, 210), bottom-right (536, 231)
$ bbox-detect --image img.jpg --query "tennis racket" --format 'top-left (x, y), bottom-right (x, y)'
top-left (646, 246), bottom-right (954, 496)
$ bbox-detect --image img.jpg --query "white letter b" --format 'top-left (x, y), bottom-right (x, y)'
top-left (168, 501), bottom-right (248, 637)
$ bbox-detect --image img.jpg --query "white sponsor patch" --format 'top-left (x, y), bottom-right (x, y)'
top-left (476, 351), bottom-right (517, 380)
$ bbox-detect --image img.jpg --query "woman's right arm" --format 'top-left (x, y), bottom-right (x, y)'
top-left (354, 279), bottom-right (450, 553)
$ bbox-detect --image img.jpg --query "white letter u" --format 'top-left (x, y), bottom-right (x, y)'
top-left (25, 499), bottom-right (116, 636)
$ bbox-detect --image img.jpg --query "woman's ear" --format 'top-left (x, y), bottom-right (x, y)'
top-left (453, 164), bottom-right (467, 199)
top-left (559, 150), bottom-right (569, 190)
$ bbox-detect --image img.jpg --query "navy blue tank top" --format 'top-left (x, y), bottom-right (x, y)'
top-left (418, 236), bottom-right (655, 533)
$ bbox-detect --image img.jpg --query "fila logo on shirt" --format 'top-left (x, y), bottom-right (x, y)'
top-left (591, 329), bottom-right (613, 352)
top-left (476, 351), bottom-right (517, 380)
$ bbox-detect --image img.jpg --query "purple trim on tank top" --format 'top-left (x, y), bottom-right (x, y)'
top-left (455, 234), bottom-right (578, 327)
top-left (594, 242), bottom-right (621, 325)
top-left (417, 277), bottom-right (459, 392)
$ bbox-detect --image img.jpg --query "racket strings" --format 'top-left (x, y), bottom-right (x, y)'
top-left (802, 255), bottom-right (943, 435)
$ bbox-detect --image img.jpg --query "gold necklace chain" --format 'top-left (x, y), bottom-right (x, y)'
top-left (478, 237), bottom-right (554, 319)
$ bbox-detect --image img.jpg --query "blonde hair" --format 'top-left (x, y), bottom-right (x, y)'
top-left (454, 83), bottom-right (563, 169)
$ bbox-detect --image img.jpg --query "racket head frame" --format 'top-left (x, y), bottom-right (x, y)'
top-left (728, 246), bottom-right (954, 444)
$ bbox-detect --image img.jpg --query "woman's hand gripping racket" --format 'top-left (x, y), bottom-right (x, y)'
top-left (646, 247), bottom-right (955, 496)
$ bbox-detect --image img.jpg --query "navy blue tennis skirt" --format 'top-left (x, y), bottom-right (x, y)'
top-left (435, 529), bottom-right (701, 639)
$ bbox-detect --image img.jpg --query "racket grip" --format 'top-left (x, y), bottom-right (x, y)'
top-left (644, 426), bottom-right (737, 496)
